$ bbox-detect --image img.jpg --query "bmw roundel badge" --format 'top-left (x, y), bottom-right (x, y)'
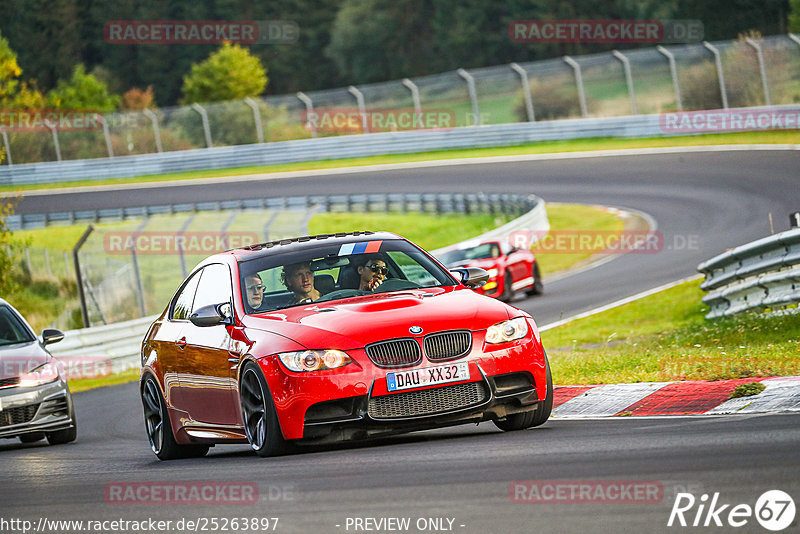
top-left (409, 325), bottom-right (423, 335)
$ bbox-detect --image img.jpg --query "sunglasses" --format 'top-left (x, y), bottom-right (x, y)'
top-left (367, 264), bottom-right (389, 275)
top-left (246, 284), bottom-right (264, 292)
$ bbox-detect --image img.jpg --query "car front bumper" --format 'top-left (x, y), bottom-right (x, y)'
top-left (0, 379), bottom-right (75, 439)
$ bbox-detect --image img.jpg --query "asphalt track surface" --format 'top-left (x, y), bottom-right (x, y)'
top-left (3, 149), bottom-right (799, 533)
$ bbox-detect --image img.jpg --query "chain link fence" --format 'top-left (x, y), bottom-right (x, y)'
top-left (2, 35), bottom-right (798, 165)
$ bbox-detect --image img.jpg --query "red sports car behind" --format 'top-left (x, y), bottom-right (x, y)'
top-left (140, 231), bottom-right (552, 459)
top-left (438, 240), bottom-right (542, 301)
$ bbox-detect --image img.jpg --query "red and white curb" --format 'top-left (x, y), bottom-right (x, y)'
top-left (551, 376), bottom-right (800, 418)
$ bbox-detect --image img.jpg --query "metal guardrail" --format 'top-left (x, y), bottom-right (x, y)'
top-left (42, 192), bottom-right (547, 371)
top-left (3, 104), bottom-right (798, 187)
top-left (6, 192), bottom-right (536, 231)
top-left (698, 228), bottom-right (800, 318)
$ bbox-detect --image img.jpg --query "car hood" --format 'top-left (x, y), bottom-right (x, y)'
top-left (0, 341), bottom-right (49, 379)
top-left (446, 258), bottom-right (498, 270)
top-left (242, 286), bottom-right (513, 350)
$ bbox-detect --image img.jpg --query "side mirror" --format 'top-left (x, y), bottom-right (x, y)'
top-left (190, 303), bottom-right (233, 327)
top-left (41, 328), bottom-right (64, 346)
top-left (450, 267), bottom-right (490, 289)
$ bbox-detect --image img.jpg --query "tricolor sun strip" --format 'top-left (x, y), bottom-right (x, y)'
top-left (338, 241), bottom-right (383, 256)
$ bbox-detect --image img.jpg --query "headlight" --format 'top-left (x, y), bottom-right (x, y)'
top-left (277, 350), bottom-right (352, 372)
top-left (486, 268), bottom-right (499, 278)
top-left (19, 362), bottom-right (60, 387)
top-left (485, 317), bottom-right (529, 344)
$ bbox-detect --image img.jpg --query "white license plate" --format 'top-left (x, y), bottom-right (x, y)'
top-left (386, 362), bottom-right (470, 392)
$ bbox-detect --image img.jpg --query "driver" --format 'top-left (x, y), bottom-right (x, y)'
top-left (245, 273), bottom-right (264, 311)
top-left (357, 256), bottom-right (388, 291)
top-left (282, 261), bottom-right (321, 304)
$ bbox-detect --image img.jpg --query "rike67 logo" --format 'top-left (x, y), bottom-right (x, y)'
top-left (668, 490), bottom-right (795, 531)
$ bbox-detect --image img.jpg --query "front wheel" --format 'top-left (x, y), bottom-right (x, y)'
top-left (493, 351), bottom-right (553, 431)
top-left (141, 375), bottom-right (208, 460)
top-left (239, 363), bottom-right (292, 457)
top-left (526, 263), bottom-right (543, 296)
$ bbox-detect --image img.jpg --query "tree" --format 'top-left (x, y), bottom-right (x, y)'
top-left (0, 30), bottom-right (46, 109)
top-left (181, 43), bottom-right (268, 104)
top-left (47, 64), bottom-right (120, 112)
top-left (790, 0), bottom-right (800, 31)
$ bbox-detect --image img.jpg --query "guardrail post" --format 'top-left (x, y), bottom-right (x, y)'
top-left (457, 68), bottom-right (481, 126)
top-left (656, 45), bottom-right (682, 111)
top-left (296, 92), bottom-right (317, 138)
top-left (563, 56), bottom-right (588, 118)
top-left (612, 50), bottom-right (638, 115)
top-left (510, 63), bottom-right (535, 122)
top-left (0, 128), bottom-right (11, 165)
top-left (98, 115), bottom-right (114, 158)
top-left (72, 225), bottom-right (94, 327)
top-left (244, 97), bottom-right (265, 144)
top-left (190, 103), bottom-right (213, 148)
top-left (348, 86), bottom-right (369, 133)
top-left (744, 37), bottom-right (772, 106)
top-left (402, 79), bottom-right (423, 128)
top-left (703, 41), bottom-right (729, 109)
top-left (143, 109), bottom-right (163, 153)
top-left (46, 120), bottom-right (62, 161)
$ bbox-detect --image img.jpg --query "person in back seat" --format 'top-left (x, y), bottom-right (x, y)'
top-left (282, 261), bottom-right (322, 304)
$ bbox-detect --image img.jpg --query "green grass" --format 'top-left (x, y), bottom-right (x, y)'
top-left (68, 367), bottom-right (140, 393)
top-left (2, 130), bottom-right (797, 194)
top-left (543, 278), bottom-right (800, 385)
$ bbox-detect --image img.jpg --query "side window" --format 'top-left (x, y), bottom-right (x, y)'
top-left (192, 263), bottom-right (233, 313)
top-left (0, 306), bottom-right (34, 345)
top-left (171, 270), bottom-right (202, 320)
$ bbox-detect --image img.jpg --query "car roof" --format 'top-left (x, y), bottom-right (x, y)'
top-left (215, 231), bottom-right (404, 263)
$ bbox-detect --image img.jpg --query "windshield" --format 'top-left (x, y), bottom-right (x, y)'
top-left (439, 243), bottom-right (500, 264)
top-left (239, 239), bottom-right (458, 314)
top-left (0, 306), bottom-right (35, 347)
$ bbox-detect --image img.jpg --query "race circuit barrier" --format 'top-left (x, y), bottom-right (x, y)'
top-left (43, 192), bottom-right (548, 371)
top-left (2, 104), bottom-right (798, 187)
top-left (6, 192), bottom-right (538, 231)
top-left (697, 227), bottom-right (800, 319)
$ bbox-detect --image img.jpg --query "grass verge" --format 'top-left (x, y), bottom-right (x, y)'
top-left (543, 278), bottom-right (800, 385)
top-left (2, 130), bottom-right (797, 194)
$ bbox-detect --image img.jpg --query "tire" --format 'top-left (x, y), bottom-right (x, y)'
top-left (19, 432), bottom-right (45, 443)
top-left (493, 351), bottom-right (553, 431)
top-left (141, 374), bottom-right (209, 460)
top-left (526, 263), bottom-right (543, 296)
top-left (499, 272), bottom-right (514, 302)
top-left (528, 351), bottom-right (553, 428)
top-left (239, 362), bottom-right (291, 457)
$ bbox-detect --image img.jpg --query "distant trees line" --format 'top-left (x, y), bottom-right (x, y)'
top-left (0, 0), bottom-right (795, 108)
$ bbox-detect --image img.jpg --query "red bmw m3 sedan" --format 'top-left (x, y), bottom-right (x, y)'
top-left (140, 231), bottom-right (552, 460)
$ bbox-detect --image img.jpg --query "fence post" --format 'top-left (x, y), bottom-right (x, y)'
top-left (703, 41), bottom-right (729, 109)
top-left (46, 120), bottom-right (62, 161)
top-left (143, 109), bottom-right (163, 153)
top-left (563, 56), bottom-right (588, 118)
top-left (296, 91), bottom-right (317, 138)
top-left (130, 219), bottom-right (149, 317)
top-left (612, 50), bottom-right (637, 115)
top-left (262, 211), bottom-right (280, 242)
top-left (656, 45), bottom-right (682, 111)
top-left (0, 128), bottom-right (11, 165)
top-left (744, 37), bottom-right (771, 106)
top-left (44, 248), bottom-right (52, 277)
top-left (190, 103), bottom-right (213, 148)
top-left (177, 213), bottom-right (196, 279)
top-left (97, 115), bottom-right (114, 158)
top-left (244, 97), bottom-right (265, 144)
top-left (348, 86), bottom-right (369, 133)
top-left (402, 79), bottom-right (423, 128)
top-left (220, 211), bottom-right (238, 250)
top-left (72, 225), bottom-right (94, 328)
top-left (510, 63), bottom-right (535, 122)
top-left (457, 68), bottom-right (481, 126)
